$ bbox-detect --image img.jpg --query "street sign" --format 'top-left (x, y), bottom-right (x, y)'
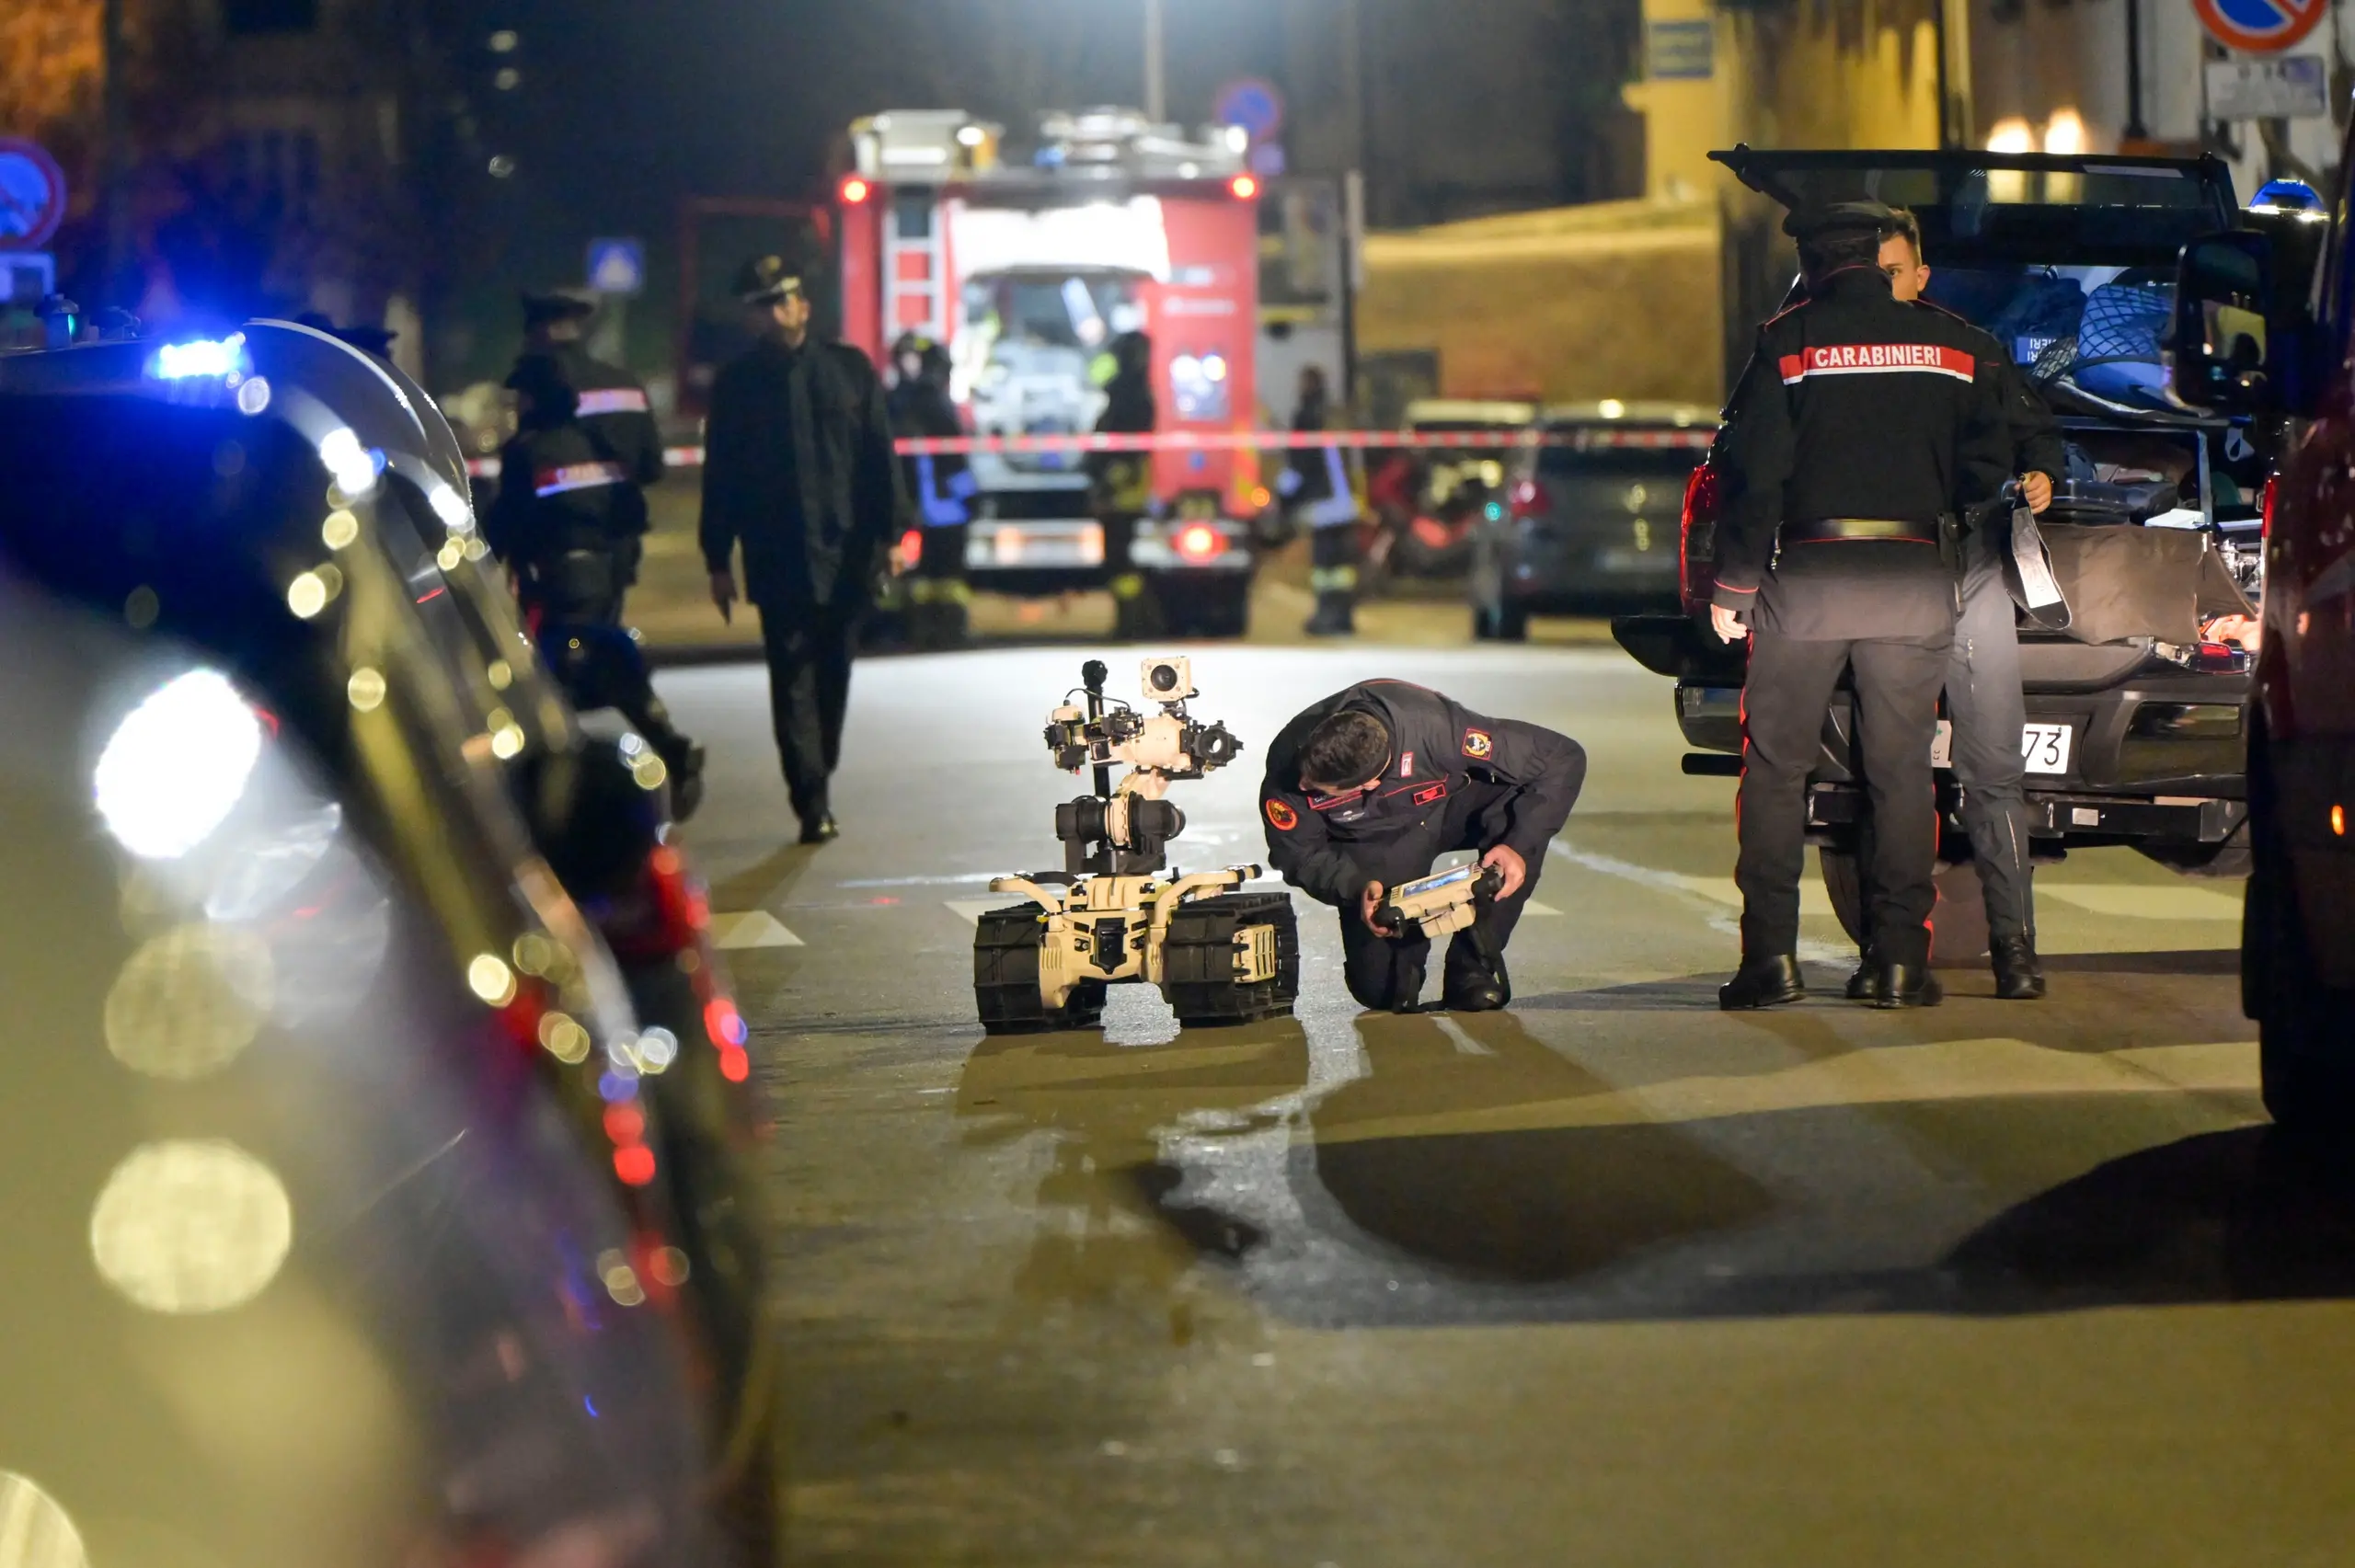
top-left (1646, 19), bottom-right (1716, 81)
top-left (2208, 54), bottom-right (2329, 118)
top-left (586, 237), bottom-right (646, 296)
top-left (2193, 0), bottom-right (2326, 53)
top-left (1212, 78), bottom-right (1285, 143)
top-left (0, 140), bottom-right (68, 251)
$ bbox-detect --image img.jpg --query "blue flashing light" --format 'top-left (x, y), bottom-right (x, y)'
top-left (1484, 500), bottom-right (1505, 521)
top-left (150, 334), bottom-right (249, 382)
top-left (2253, 179), bottom-right (2323, 213)
top-left (583, 1396), bottom-right (599, 1418)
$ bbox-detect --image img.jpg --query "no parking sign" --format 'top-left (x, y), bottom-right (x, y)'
top-left (2194, 0), bottom-right (2327, 53)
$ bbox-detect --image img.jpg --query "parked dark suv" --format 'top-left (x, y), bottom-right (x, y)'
top-left (1614, 148), bottom-right (2266, 956)
top-left (2169, 159), bottom-right (2355, 1134)
top-left (1471, 401), bottom-right (1716, 637)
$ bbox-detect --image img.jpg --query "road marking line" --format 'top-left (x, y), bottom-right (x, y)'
top-left (1522, 899), bottom-right (1561, 918)
top-left (2039, 884), bottom-right (2245, 921)
top-left (1547, 841), bottom-right (1851, 962)
top-left (947, 899), bottom-right (1013, 925)
top-left (1311, 1037), bottom-right (2260, 1146)
top-left (708, 910), bottom-right (805, 949)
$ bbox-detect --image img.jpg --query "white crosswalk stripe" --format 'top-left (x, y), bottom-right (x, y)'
top-left (708, 910), bottom-right (805, 949)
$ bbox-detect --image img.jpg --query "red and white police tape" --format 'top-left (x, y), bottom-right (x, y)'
top-left (461, 422), bottom-right (1716, 479)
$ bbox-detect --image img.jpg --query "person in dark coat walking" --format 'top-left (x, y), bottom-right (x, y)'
top-left (1710, 201), bottom-right (2015, 1013)
top-left (1260, 680), bottom-right (1586, 1013)
top-left (700, 256), bottom-right (908, 844)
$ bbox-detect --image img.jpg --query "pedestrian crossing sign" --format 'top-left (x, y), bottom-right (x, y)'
top-left (587, 238), bottom-right (646, 297)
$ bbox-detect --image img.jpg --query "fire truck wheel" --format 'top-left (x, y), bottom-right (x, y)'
top-left (2247, 732), bottom-right (2355, 1139)
top-left (1163, 891), bottom-right (1300, 1026)
top-left (974, 905), bottom-right (1107, 1034)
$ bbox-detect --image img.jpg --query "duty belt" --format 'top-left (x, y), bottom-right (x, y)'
top-left (1783, 518), bottom-right (1940, 544)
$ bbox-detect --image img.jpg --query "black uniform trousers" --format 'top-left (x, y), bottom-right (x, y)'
top-left (1737, 628), bottom-right (1951, 969)
top-left (1337, 781), bottom-right (1544, 1011)
top-left (1850, 547), bottom-right (2038, 946)
top-left (757, 601), bottom-right (858, 823)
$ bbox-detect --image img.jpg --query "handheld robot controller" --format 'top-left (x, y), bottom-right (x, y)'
top-left (973, 658), bottom-right (1301, 1034)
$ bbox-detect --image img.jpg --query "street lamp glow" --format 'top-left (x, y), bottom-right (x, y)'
top-left (2042, 109), bottom-right (2087, 155)
top-left (1986, 118), bottom-right (2036, 155)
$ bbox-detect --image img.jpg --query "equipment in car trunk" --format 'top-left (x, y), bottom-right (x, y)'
top-left (2035, 522), bottom-right (2257, 647)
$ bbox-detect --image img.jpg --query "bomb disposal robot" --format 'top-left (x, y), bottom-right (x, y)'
top-left (975, 658), bottom-right (1301, 1032)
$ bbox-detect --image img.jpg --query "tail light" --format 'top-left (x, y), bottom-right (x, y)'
top-left (1175, 522), bottom-right (1225, 562)
top-left (1509, 479), bottom-right (1548, 521)
top-left (601, 845), bottom-right (711, 962)
top-left (840, 176), bottom-right (873, 205)
top-left (898, 527), bottom-right (924, 572)
top-left (1679, 461), bottom-right (1722, 615)
top-left (1229, 174), bottom-right (1258, 200)
top-left (2261, 475), bottom-right (2277, 541)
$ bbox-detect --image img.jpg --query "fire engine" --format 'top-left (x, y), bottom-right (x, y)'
top-left (837, 108), bottom-right (1265, 636)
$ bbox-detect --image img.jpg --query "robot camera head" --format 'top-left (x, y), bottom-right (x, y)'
top-left (1141, 657), bottom-right (1195, 704)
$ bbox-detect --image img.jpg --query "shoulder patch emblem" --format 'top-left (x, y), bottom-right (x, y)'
top-left (1462, 728), bottom-right (1493, 760)
top-left (1265, 799), bottom-right (1300, 832)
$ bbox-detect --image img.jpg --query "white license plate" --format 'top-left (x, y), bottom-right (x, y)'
top-left (2022, 723), bottom-right (2074, 775)
top-left (1931, 721), bottom-right (2074, 773)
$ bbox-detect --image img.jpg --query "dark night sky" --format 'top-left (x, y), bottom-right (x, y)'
top-left (501, 0), bottom-right (1293, 239)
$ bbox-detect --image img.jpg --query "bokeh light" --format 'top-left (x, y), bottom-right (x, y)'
top-left (89, 1140), bottom-right (293, 1314)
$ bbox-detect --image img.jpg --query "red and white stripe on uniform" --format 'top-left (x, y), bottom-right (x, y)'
top-left (1777, 343), bottom-right (1977, 385)
top-left (576, 388), bottom-right (651, 417)
top-left (534, 460), bottom-right (629, 498)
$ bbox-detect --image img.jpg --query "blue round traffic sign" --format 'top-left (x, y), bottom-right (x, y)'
top-left (0, 139), bottom-right (66, 251)
top-left (2194, 0), bottom-right (2326, 53)
top-left (1212, 78), bottom-right (1284, 143)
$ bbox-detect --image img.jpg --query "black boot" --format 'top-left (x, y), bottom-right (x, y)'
top-left (1844, 953), bottom-right (1875, 1001)
top-left (1862, 961), bottom-right (1943, 1010)
top-left (1720, 955), bottom-right (1805, 1012)
top-left (1991, 933), bottom-right (2047, 1001)
top-left (663, 742), bottom-right (706, 823)
top-left (1304, 591), bottom-right (1356, 636)
top-left (1442, 948), bottom-right (1511, 1013)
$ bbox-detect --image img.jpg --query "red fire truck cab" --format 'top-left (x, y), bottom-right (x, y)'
top-left (838, 108), bottom-right (1263, 635)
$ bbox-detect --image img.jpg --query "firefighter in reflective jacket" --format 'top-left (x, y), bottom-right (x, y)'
top-left (1281, 366), bottom-right (1361, 635)
top-left (1091, 330), bottom-right (1157, 637)
top-left (1261, 679), bottom-right (1587, 1012)
top-left (1709, 201), bottom-right (2014, 1013)
top-left (888, 333), bottom-right (976, 648)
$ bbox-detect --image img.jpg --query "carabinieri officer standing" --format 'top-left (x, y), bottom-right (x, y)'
top-left (1710, 201), bottom-right (2014, 1013)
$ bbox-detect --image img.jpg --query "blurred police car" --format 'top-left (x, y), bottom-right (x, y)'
top-left (0, 320), bottom-right (782, 1562)
top-left (0, 570), bottom-right (734, 1568)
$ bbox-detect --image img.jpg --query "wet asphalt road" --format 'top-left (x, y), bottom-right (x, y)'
top-left (659, 641), bottom-right (2355, 1567)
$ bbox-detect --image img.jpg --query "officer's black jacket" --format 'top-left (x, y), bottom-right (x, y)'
top-left (1713, 268), bottom-right (2013, 637)
top-left (700, 337), bottom-right (908, 609)
top-left (1259, 681), bottom-right (1586, 907)
top-left (486, 418), bottom-right (650, 567)
top-left (544, 346), bottom-right (666, 490)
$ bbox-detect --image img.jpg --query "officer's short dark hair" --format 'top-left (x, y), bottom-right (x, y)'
top-left (1300, 711), bottom-right (1392, 792)
top-left (1797, 227), bottom-right (1885, 284)
top-left (1888, 208), bottom-right (1925, 266)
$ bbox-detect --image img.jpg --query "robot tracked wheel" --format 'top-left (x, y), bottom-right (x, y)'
top-left (975, 657), bottom-right (1302, 1034)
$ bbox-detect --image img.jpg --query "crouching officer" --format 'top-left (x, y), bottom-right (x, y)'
top-left (1261, 681), bottom-right (1586, 1012)
top-left (487, 354), bottom-right (705, 816)
top-left (1711, 202), bottom-right (2012, 1012)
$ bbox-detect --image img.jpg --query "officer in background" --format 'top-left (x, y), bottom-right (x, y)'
top-left (1711, 201), bottom-right (2013, 1013)
top-left (887, 332), bottom-right (976, 648)
top-left (1091, 330), bottom-right (1157, 638)
top-left (486, 353), bottom-right (704, 817)
top-left (701, 256), bottom-right (907, 845)
top-left (519, 292), bottom-right (667, 495)
top-left (1283, 364), bottom-right (1362, 636)
top-left (1261, 680), bottom-right (1586, 1013)
top-left (1868, 208), bottom-right (2067, 1001)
